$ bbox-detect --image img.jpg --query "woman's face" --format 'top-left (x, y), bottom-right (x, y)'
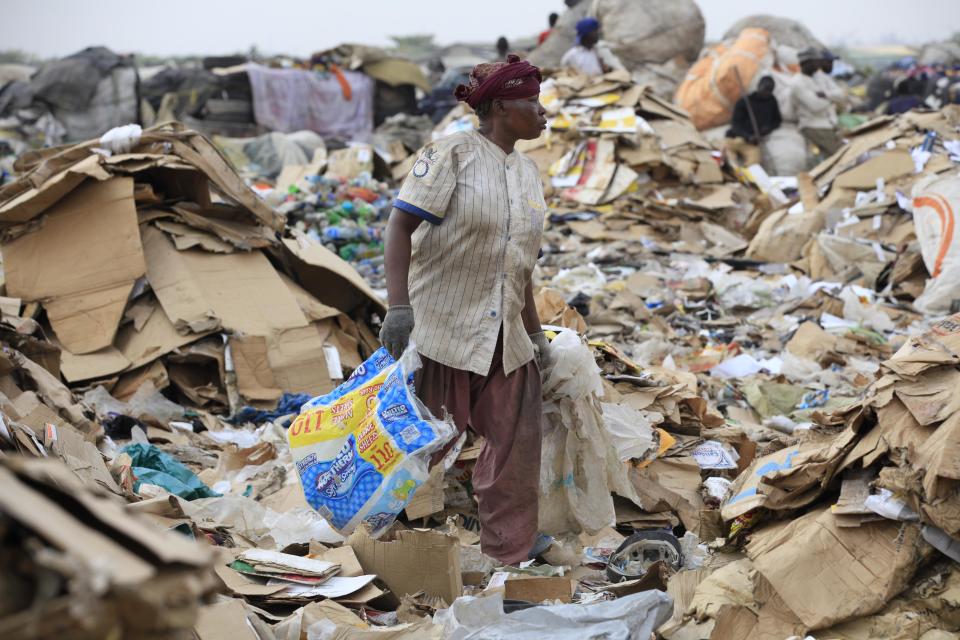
top-left (497, 95), bottom-right (547, 140)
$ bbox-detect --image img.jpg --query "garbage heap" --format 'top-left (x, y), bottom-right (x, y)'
top-left (530, 98), bottom-right (960, 636)
top-left (0, 121), bottom-right (385, 413)
top-left (655, 313), bottom-right (960, 639)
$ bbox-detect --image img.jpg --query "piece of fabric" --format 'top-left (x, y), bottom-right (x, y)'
top-left (122, 442), bottom-right (220, 500)
top-left (538, 29), bottom-right (553, 45)
top-left (726, 93), bottom-right (782, 141)
top-left (229, 392), bottom-right (312, 425)
top-left (726, 136), bottom-right (762, 167)
top-left (394, 129), bottom-right (546, 376)
top-left (454, 55), bottom-right (542, 109)
top-left (887, 94), bottom-right (923, 115)
top-left (246, 63), bottom-right (375, 140)
top-left (791, 73), bottom-right (837, 130)
top-left (801, 127), bottom-right (844, 157)
top-left (415, 334), bottom-right (542, 565)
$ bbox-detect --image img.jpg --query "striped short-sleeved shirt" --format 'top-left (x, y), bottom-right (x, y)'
top-left (394, 129), bottom-right (545, 376)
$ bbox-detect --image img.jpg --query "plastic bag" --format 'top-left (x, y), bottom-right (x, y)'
top-left (436, 589), bottom-right (673, 640)
top-left (601, 403), bottom-right (660, 462)
top-left (122, 442), bottom-right (219, 500)
top-left (539, 330), bottom-right (616, 536)
top-left (288, 346), bottom-right (455, 538)
top-left (911, 174), bottom-right (960, 313)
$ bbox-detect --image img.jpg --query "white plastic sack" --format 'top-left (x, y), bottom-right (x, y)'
top-left (761, 123), bottom-right (808, 176)
top-left (436, 590), bottom-right (674, 640)
top-left (539, 330), bottom-right (615, 536)
top-left (911, 174), bottom-right (960, 313)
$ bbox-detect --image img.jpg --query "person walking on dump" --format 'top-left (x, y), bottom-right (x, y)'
top-left (725, 75), bottom-right (782, 168)
top-left (560, 17), bottom-right (624, 77)
top-left (379, 55), bottom-right (551, 565)
top-left (792, 48), bottom-right (844, 159)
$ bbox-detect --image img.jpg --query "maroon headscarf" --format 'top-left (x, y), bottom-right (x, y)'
top-left (455, 54), bottom-right (542, 109)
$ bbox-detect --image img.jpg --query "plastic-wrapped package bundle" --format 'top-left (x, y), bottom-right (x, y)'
top-left (288, 347), bottom-right (455, 537)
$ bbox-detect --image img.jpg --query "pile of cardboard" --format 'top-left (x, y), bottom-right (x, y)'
top-left (0, 455), bottom-right (218, 639)
top-left (523, 101), bottom-right (960, 637)
top-left (654, 314), bottom-right (960, 638)
top-left (0, 121), bottom-right (385, 415)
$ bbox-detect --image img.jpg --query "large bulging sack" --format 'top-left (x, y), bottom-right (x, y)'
top-left (675, 28), bottom-right (772, 131)
top-left (528, 0), bottom-right (705, 72)
top-left (911, 174), bottom-right (960, 314)
top-left (722, 14), bottom-right (825, 51)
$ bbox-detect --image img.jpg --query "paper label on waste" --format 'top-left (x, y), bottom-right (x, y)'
top-left (289, 348), bottom-right (455, 537)
top-left (691, 440), bottom-right (739, 470)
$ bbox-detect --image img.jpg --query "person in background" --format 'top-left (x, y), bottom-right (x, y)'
top-left (792, 48), bottom-right (844, 158)
top-left (538, 13), bottom-right (559, 45)
top-left (560, 17), bottom-right (624, 77)
top-left (815, 49), bottom-right (847, 111)
top-left (379, 55), bottom-right (551, 565)
top-left (725, 75), bottom-right (782, 168)
top-left (496, 36), bottom-right (510, 61)
top-left (886, 78), bottom-right (924, 115)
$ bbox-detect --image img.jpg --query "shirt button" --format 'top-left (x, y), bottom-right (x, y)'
top-left (490, 311), bottom-right (497, 317)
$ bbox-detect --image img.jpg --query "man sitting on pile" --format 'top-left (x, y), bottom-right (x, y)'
top-left (725, 75), bottom-right (782, 168)
top-left (560, 17), bottom-right (624, 78)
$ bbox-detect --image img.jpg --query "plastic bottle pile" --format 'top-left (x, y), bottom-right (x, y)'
top-left (274, 172), bottom-right (395, 288)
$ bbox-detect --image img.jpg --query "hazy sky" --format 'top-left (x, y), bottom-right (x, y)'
top-left (3, 0), bottom-right (958, 58)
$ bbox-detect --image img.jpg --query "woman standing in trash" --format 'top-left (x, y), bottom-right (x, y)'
top-left (379, 54), bottom-right (551, 565)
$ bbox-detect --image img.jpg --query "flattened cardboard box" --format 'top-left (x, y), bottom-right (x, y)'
top-left (747, 507), bottom-right (926, 630)
top-left (348, 528), bottom-right (462, 604)
top-left (142, 224), bottom-right (306, 336)
top-left (3, 177), bottom-right (145, 354)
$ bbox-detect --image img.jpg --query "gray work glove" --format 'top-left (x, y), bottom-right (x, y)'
top-left (379, 305), bottom-right (415, 360)
top-left (529, 330), bottom-right (553, 372)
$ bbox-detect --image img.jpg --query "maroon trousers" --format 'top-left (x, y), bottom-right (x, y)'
top-left (415, 336), bottom-right (542, 564)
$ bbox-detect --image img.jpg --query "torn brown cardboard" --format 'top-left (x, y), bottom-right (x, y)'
top-left (405, 464), bottom-right (446, 521)
top-left (503, 575), bottom-right (575, 603)
top-left (115, 296), bottom-right (207, 370)
top-left (280, 233), bottom-right (386, 314)
top-left (3, 177), bottom-right (145, 354)
top-left (58, 344), bottom-right (130, 383)
top-left (194, 598), bottom-right (276, 640)
top-left (833, 149), bottom-right (914, 190)
top-left (629, 456), bottom-right (705, 532)
top-left (230, 328), bottom-right (332, 403)
top-left (348, 527), bottom-right (462, 604)
top-left (748, 507), bottom-right (927, 630)
top-left (142, 224), bottom-right (306, 335)
top-left (786, 321), bottom-right (838, 363)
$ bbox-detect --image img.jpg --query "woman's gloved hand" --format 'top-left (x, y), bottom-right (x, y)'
top-left (379, 305), bottom-right (415, 360)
